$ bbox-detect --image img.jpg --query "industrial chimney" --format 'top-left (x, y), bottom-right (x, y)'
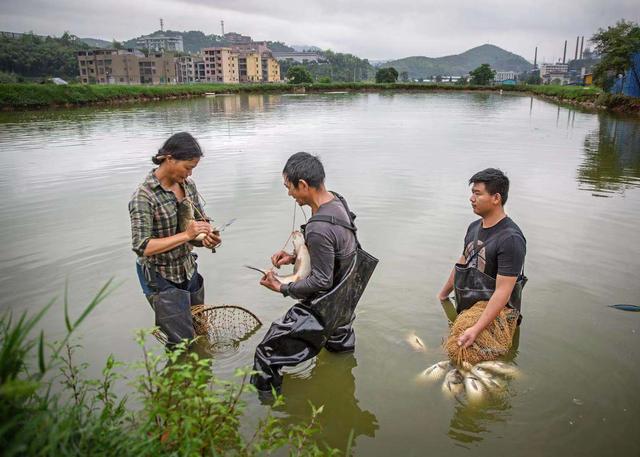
top-left (563, 40), bottom-right (567, 64)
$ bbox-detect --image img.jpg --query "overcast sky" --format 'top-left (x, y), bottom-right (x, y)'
top-left (1, 0), bottom-right (638, 61)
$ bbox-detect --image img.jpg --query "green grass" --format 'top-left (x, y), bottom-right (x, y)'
top-left (0, 82), bottom-right (634, 112)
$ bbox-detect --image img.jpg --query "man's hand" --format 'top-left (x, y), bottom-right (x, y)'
top-left (260, 271), bottom-right (282, 293)
top-left (457, 325), bottom-right (481, 349)
top-left (202, 230), bottom-right (221, 249)
top-left (271, 250), bottom-right (296, 268)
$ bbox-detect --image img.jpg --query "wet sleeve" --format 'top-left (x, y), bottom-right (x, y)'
top-left (284, 231), bottom-right (335, 300)
top-left (129, 191), bottom-right (154, 257)
top-left (496, 234), bottom-right (526, 277)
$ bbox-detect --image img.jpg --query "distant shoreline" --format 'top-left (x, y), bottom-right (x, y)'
top-left (0, 83), bottom-right (638, 114)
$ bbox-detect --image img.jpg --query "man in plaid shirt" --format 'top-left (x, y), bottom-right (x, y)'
top-left (129, 132), bottom-right (220, 346)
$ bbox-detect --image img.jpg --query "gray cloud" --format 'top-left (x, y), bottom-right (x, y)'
top-left (0, 0), bottom-right (638, 60)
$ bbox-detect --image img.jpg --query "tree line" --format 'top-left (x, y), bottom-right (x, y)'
top-left (0, 32), bottom-right (89, 81)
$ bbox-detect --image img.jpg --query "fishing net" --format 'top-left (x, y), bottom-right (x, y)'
top-left (153, 304), bottom-right (262, 351)
top-left (443, 301), bottom-right (518, 365)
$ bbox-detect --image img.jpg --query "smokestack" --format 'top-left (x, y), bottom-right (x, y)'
top-left (534, 46), bottom-right (538, 67)
top-left (580, 36), bottom-right (584, 59)
top-left (221, 20), bottom-right (225, 36)
top-left (575, 36), bottom-right (579, 60)
top-left (160, 18), bottom-right (164, 32)
top-left (563, 40), bottom-right (567, 64)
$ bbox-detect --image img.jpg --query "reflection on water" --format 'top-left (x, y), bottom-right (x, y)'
top-left (448, 396), bottom-right (513, 446)
top-left (578, 114), bottom-right (640, 196)
top-left (277, 352), bottom-right (378, 451)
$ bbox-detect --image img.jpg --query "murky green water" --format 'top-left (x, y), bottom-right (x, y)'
top-left (1, 92), bottom-right (639, 455)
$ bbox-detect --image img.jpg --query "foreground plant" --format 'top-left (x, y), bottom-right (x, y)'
top-left (0, 282), bottom-right (339, 456)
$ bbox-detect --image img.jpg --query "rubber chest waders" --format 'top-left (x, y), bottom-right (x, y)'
top-left (251, 192), bottom-right (378, 393)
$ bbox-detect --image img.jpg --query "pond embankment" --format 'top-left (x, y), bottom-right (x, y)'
top-left (1, 82), bottom-right (638, 114)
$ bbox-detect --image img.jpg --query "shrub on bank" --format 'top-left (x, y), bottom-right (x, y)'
top-left (0, 282), bottom-right (339, 456)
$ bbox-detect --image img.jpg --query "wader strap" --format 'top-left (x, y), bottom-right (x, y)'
top-left (305, 191), bottom-right (361, 249)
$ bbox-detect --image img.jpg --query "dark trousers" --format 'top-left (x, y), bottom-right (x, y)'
top-left (136, 263), bottom-right (205, 345)
top-left (251, 303), bottom-right (355, 393)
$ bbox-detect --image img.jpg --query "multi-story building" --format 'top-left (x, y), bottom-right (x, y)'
top-left (177, 55), bottom-right (206, 83)
top-left (78, 49), bottom-right (176, 84)
top-left (202, 48), bottom-right (239, 83)
top-left (136, 34), bottom-right (184, 52)
top-left (223, 32), bottom-right (252, 44)
top-left (540, 63), bottom-right (569, 85)
top-left (494, 71), bottom-right (517, 83)
top-left (261, 54), bottom-right (281, 82)
top-left (238, 51), bottom-right (262, 83)
top-left (77, 49), bottom-right (143, 84)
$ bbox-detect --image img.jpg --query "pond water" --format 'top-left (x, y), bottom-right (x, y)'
top-left (0, 92), bottom-right (639, 455)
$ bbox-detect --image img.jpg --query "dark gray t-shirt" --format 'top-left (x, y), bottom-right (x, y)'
top-left (282, 197), bottom-right (357, 301)
top-left (462, 217), bottom-right (526, 279)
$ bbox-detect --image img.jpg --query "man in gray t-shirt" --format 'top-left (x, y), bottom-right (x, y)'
top-left (251, 152), bottom-right (358, 395)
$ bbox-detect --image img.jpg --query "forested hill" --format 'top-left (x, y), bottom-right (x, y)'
top-left (121, 30), bottom-right (295, 53)
top-left (381, 44), bottom-right (532, 78)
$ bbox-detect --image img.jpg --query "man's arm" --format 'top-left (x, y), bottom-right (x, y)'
top-left (457, 274), bottom-right (517, 348)
top-left (437, 255), bottom-right (466, 301)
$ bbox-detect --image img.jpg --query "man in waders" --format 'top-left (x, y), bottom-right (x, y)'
top-left (129, 132), bottom-right (221, 348)
top-left (251, 152), bottom-right (377, 395)
top-left (437, 168), bottom-right (526, 349)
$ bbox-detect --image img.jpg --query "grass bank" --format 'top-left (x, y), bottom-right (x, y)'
top-left (0, 82), bottom-right (637, 114)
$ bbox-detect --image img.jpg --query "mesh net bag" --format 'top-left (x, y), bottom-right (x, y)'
top-left (153, 304), bottom-right (262, 352)
top-left (443, 301), bottom-right (518, 365)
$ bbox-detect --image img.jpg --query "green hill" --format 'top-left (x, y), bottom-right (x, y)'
top-left (121, 30), bottom-right (294, 54)
top-left (382, 44), bottom-right (532, 78)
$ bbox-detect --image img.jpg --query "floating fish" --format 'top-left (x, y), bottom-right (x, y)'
top-left (442, 369), bottom-right (465, 397)
top-left (463, 374), bottom-right (487, 403)
top-left (608, 304), bottom-right (640, 312)
top-left (406, 333), bottom-right (427, 352)
top-left (471, 365), bottom-right (505, 391)
top-left (245, 231), bottom-right (311, 284)
top-left (475, 360), bottom-right (520, 378)
top-left (421, 361), bottom-right (451, 381)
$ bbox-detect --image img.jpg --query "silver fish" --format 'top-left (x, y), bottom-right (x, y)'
top-left (421, 361), bottom-right (451, 381)
top-left (245, 231), bottom-right (311, 284)
top-left (463, 374), bottom-right (487, 403)
top-left (475, 360), bottom-right (520, 378)
top-left (406, 333), bottom-right (427, 352)
top-left (442, 369), bottom-right (465, 397)
top-left (470, 365), bottom-right (506, 391)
